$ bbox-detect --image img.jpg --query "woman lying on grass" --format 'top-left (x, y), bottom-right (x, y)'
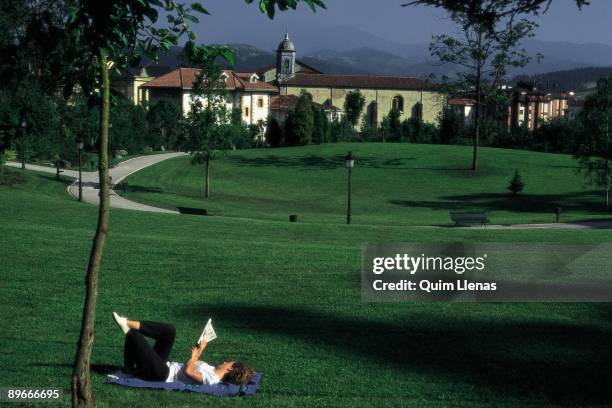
top-left (112, 312), bottom-right (254, 386)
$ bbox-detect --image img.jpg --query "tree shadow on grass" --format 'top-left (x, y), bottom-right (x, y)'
top-left (37, 174), bottom-right (73, 186)
top-left (180, 303), bottom-right (612, 405)
top-left (121, 184), bottom-right (164, 194)
top-left (31, 363), bottom-right (120, 375)
top-left (226, 154), bottom-right (416, 170)
top-left (390, 191), bottom-right (607, 214)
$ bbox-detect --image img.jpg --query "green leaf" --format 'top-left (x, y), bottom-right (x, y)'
top-left (221, 48), bottom-right (236, 66)
top-left (191, 2), bottom-right (210, 14)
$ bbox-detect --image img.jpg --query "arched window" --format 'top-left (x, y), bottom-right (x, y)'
top-left (367, 102), bottom-right (378, 125)
top-left (392, 95), bottom-right (404, 112)
top-left (411, 102), bottom-right (423, 120)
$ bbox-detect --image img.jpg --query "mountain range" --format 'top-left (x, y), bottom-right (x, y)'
top-left (144, 26), bottom-right (612, 92)
top-left (219, 26), bottom-right (612, 77)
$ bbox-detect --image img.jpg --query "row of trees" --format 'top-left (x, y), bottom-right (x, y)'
top-left (0, 84), bottom-right (263, 170)
top-left (263, 89), bottom-right (583, 154)
top-left (0, 87), bottom-right (187, 167)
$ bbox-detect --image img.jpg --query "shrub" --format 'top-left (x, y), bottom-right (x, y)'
top-left (507, 170), bottom-right (524, 195)
top-left (4, 150), bottom-right (17, 161)
top-left (265, 117), bottom-right (284, 147)
top-left (0, 168), bottom-right (26, 186)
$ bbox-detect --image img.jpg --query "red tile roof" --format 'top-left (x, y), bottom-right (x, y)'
top-left (281, 73), bottom-right (438, 91)
top-left (257, 60), bottom-right (323, 75)
top-left (142, 68), bottom-right (278, 92)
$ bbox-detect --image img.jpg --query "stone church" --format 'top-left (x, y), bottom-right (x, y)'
top-left (262, 33), bottom-right (444, 127)
top-left (114, 33), bottom-right (444, 129)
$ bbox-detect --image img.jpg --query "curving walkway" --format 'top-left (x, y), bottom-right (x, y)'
top-left (6, 152), bottom-right (187, 214)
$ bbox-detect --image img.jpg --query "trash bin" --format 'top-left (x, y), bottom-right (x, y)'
top-left (289, 214), bottom-right (298, 222)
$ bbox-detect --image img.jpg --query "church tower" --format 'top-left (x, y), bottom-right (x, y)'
top-left (276, 32), bottom-right (296, 83)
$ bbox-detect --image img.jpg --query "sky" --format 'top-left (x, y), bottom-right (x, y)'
top-left (185, 0), bottom-right (612, 51)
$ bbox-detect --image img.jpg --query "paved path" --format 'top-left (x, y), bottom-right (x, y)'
top-left (6, 152), bottom-right (187, 214)
top-left (484, 221), bottom-right (612, 229)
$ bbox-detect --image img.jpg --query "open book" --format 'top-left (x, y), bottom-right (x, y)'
top-left (197, 318), bottom-right (217, 344)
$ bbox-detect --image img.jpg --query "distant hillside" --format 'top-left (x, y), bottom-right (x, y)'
top-left (132, 43), bottom-right (612, 87)
top-left (301, 48), bottom-right (416, 75)
top-left (512, 67), bottom-right (612, 94)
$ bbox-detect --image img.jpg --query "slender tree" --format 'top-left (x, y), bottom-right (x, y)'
top-left (186, 58), bottom-right (233, 198)
top-left (266, 116), bottom-right (285, 146)
top-left (65, 2), bottom-right (219, 405)
top-left (285, 91), bottom-right (315, 145)
top-left (405, 0), bottom-right (588, 170)
top-left (29, 2), bottom-right (327, 404)
top-left (431, 7), bottom-right (537, 170)
top-left (147, 100), bottom-right (182, 150)
top-left (344, 90), bottom-right (366, 127)
top-left (574, 77), bottom-right (612, 209)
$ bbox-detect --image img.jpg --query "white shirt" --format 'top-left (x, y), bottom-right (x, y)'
top-left (165, 361), bottom-right (221, 385)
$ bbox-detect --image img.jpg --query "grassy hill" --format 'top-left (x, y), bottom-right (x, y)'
top-left (120, 143), bottom-right (610, 226)
top-left (1, 159), bottom-right (612, 406)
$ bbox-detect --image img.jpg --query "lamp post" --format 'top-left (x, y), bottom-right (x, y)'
top-left (20, 120), bottom-right (26, 169)
top-left (161, 126), bottom-right (167, 151)
top-left (345, 151), bottom-right (355, 224)
top-left (77, 140), bottom-right (84, 202)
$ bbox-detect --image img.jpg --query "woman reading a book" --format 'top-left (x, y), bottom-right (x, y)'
top-left (112, 312), bottom-right (254, 386)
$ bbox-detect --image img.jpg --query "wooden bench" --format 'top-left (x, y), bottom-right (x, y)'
top-left (450, 212), bottom-right (489, 226)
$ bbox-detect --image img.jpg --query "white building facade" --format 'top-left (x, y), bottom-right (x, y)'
top-left (140, 68), bottom-right (278, 128)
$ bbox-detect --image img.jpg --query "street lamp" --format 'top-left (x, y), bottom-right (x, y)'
top-left (345, 151), bottom-right (355, 224)
top-left (20, 120), bottom-right (26, 169)
top-left (161, 126), bottom-right (167, 151)
top-left (77, 140), bottom-right (84, 202)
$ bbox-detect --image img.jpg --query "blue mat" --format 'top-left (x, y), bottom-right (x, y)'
top-left (106, 371), bottom-right (262, 397)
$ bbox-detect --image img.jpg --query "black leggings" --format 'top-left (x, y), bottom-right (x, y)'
top-left (123, 321), bottom-right (176, 381)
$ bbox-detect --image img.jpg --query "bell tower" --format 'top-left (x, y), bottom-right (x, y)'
top-left (276, 32), bottom-right (296, 83)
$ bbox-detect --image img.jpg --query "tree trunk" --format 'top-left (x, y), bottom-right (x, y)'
top-left (71, 50), bottom-right (111, 408)
top-left (606, 116), bottom-right (610, 209)
top-left (605, 159), bottom-right (609, 209)
top-left (204, 156), bottom-right (210, 198)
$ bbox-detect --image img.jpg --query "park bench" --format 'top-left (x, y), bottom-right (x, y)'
top-left (450, 212), bottom-right (489, 226)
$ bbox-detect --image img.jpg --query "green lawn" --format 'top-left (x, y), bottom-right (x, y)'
top-left (1, 152), bottom-right (612, 407)
top-left (120, 143), bottom-right (611, 226)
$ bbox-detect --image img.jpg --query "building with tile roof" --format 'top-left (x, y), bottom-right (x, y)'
top-left (140, 67), bottom-right (278, 128)
top-left (506, 82), bottom-right (574, 131)
top-left (263, 33), bottom-right (444, 127)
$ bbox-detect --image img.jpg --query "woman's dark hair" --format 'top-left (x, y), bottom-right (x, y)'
top-left (221, 361), bottom-right (255, 386)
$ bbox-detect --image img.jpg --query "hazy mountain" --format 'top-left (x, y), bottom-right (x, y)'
top-left (227, 36), bottom-right (612, 78)
top-left (288, 26), bottom-right (429, 59)
top-left (133, 36), bottom-right (612, 86)
top-left (283, 26), bottom-right (612, 67)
